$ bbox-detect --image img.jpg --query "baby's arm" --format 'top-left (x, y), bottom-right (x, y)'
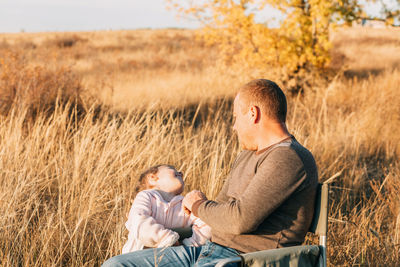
top-left (126, 191), bottom-right (179, 248)
top-left (181, 214), bottom-right (212, 247)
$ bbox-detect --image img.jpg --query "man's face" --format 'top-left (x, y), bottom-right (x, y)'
top-left (232, 94), bottom-right (255, 150)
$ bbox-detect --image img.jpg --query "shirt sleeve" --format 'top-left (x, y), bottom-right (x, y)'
top-left (194, 147), bottom-right (307, 235)
top-left (181, 214), bottom-right (212, 246)
top-left (125, 191), bottom-right (179, 248)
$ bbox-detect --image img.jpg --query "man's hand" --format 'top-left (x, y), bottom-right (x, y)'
top-left (182, 190), bottom-right (207, 215)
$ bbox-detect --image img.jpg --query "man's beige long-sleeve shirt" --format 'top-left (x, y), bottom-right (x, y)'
top-left (192, 137), bottom-right (318, 253)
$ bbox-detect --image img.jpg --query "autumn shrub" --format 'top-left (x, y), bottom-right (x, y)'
top-left (169, 0), bottom-right (400, 93)
top-left (0, 51), bottom-right (85, 120)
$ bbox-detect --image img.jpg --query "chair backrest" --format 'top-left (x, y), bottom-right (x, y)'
top-left (308, 183), bottom-right (329, 236)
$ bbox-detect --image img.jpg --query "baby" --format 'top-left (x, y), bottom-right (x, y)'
top-left (122, 164), bottom-right (211, 254)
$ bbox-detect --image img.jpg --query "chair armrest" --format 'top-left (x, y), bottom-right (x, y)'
top-left (244, 245), bottom-right (320, 267)
top-left (215, 245), bottom-right (320, 267)
top-left (215, 256), bottom-right (242, 267)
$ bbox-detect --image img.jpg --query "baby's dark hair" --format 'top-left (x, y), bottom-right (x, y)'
top-left (135, 164), bottom-right (175, 192)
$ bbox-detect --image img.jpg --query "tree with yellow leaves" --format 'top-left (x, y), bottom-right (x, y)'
top-left (169, 0), bottom-right (399, 83)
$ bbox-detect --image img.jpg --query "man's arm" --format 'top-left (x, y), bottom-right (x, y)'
top-left (191, 148), bottom-right (309, 235)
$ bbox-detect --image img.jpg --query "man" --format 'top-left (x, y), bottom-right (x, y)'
top-left (103, 79), bottom-right (318, 266)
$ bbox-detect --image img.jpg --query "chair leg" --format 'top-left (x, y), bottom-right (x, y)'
top-left (319, 235), bottom-right (327, 267)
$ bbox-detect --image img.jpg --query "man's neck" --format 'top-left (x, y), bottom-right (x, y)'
top-left (255, 122), bottom-right (291, 152)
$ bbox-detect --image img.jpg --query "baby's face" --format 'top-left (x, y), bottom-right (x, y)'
top-left (155, 166), bottom-right (184, 195)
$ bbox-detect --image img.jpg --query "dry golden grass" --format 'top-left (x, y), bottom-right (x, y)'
top-left (330, 27), bottom-right (400, 76)
top-left (1, 29), bottom-right (234, 111)
top-left (0, 27), bottom-right (399, 266)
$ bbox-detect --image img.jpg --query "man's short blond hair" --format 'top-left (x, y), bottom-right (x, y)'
top-left (238, 79), bottom-right (287, 123)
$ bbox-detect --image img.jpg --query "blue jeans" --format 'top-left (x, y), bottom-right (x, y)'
top-left (102, 241), bottom-right (239, 267)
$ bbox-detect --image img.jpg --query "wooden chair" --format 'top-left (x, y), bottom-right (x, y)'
top-left (215, 182), bottom-right (330, 267)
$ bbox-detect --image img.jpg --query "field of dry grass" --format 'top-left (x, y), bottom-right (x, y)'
top-left (0, 27), bottom-right (399, 266)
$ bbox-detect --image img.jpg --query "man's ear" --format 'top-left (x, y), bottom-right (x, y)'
top-left (249, 105), bottom-right (261, 123)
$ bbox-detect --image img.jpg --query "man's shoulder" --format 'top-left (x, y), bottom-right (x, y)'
top-left (234, 138), bottom-right (317, 175)
top-left (287, 139), bottom-right (317, 166)
top-left (259, 138), bottom-right (314, 161)
top-left (255, 139), bottom-right (318, 191)
top-left (256, 139), bottom-right (317, 176)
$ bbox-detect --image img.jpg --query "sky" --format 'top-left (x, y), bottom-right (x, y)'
top-left (0, 0), bottom-right (394, 33)
top-left (0, 0), bottom-right (200, 33)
